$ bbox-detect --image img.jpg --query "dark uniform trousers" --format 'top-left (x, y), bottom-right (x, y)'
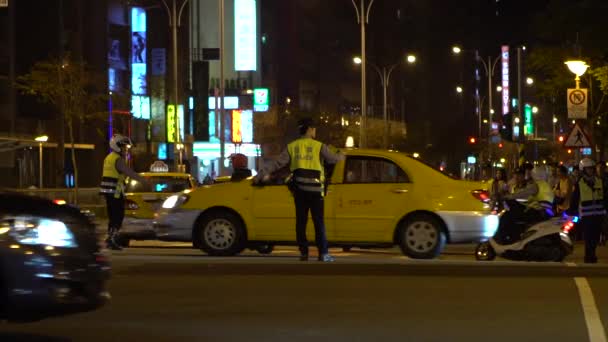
top-left (582, 215), bottom-right (603, 263)
top-left (294, 189), bottom-right (328, 256)
top-left (105, 194), bottom-right (125, 233)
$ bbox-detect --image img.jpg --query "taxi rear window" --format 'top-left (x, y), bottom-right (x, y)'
top-left (127, 177), bottom-right (191, 193)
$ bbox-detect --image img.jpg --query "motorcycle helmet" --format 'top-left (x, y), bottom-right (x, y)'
top-left (229, 153), bottom-right (248, 169)
top-left (109, 134), bottom-right (132, 153)
top-left (579, 158), bottom-right (595, 170)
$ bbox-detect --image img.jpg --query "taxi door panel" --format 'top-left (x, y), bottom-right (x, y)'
top-left (333, 156), bottom-right (412, 242)
top-left (250, 182), bottom-right (336, 242)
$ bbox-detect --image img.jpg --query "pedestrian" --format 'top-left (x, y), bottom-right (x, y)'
top-left (254, 118), bottom-right (344, 262)
top-left (99, 134), bottom-right (147, 250)
top-left (229, 153), bottom-right (252, 181)
top-left (489, 168), bottom-right (509, 211)
top-left (553, 165), bottom-right (573, 215)
top-left (571, 158), bottom-right (606, 263)
top-left (596, 161), bottom-right (608, 245)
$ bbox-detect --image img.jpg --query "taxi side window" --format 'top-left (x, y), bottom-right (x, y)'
top-left (344, 157), bottom-right (409, 184)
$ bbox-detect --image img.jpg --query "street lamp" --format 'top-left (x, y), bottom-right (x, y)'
top-left (160, 0), bottom-right (189, 170)
top-left (565, 60), bottom-right (589, 89)
top-left (353, 53), bottom-right (417, 148)
top-left (351, 0), bottom-right (376, 148)
top-left (35, 135), bottom-right (48, 188)
top-left (456, 86), bottom-right (463, 93)
top-left (526, 77), bottom-right (534, 85)
top-left (452, 46), bottom-right (462, 55)
top-left (532, 106), bottom-right (539, 114)
top-left (496, 86), bottom-right (502, 92)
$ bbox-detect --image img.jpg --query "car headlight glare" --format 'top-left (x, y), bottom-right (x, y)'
top-left (1, 216), bottom-right (78, 248)
top-left (162, 194), bottom-right (189, 209)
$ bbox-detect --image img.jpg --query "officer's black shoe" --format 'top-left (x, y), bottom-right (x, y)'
top-left (299, 254), bottom-right (309, 261)
top-left (318, 254), bottom-right (335, 262)
top-left (106, 237), bottom-right (123, 251)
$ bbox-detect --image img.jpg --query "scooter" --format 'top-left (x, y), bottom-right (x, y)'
top-left (475, 208), bottom-right (575, 262)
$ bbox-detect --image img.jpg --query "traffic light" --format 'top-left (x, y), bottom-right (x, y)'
top-left (499, 112), bottom-right (513, 141)
top-left (468, 137), bottom-right (477, 144)
top-left (558, 135), bottom-right (565, 143)
top-left (498, 143), bottom-right (504, 148)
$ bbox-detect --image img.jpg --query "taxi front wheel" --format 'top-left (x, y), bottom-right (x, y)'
top-left (399, 214), bottom-right (446, 259)
top-left (194, 211), bottom-right (246, 256)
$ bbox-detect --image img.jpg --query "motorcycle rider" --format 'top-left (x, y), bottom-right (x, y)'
top-left (496, 163), bottom-right (554, 243)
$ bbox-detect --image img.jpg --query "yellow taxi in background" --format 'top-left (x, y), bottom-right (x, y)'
top-left (153, 149), bottom-right (498, 259)
top-left (116, 171), bottom-right (195, 246)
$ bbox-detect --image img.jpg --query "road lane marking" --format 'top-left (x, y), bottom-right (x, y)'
top-left (566, 262), bottom-right (577, 267)
top-left (574, 277), bottom-right (607, 342)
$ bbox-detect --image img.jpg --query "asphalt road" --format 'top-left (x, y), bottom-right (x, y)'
top-left (2, 245), bottom-right (608, 342)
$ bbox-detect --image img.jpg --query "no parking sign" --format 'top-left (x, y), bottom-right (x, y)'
top-left (567, 88), bottom-right (587, 119)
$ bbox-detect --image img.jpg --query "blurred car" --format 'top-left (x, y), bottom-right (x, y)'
top-left (0, 192), bottom-right (110, 322)
top-left (154, 149), bottom-right (498, 259)
top-left (117, 172), bottom-right (196, 246)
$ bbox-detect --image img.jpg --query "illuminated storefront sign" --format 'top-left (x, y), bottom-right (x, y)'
top-left (208, 96), bottom-right (239, 110)
top-left (192, 142), bottom-right (261, 159)
top-left (501, 45), bottom-right (509, 115)
top-left (253, 88), bottom-right (269, 112)
top-left (241, 110), bottom-right (253, 143)
top-left (234, 0), bottom-right (257, 71)
top-left (167, 104), bottom-right (176, 142)
top-left (232, 110), bottom-right (242, 143)
top-left (177, 105), bottom-right (185, 142)
top-left (131, 95), bottom-right (150, 119)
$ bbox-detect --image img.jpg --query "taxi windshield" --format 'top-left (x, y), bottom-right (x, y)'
top-left (126, 176), bottom-right (191, 193)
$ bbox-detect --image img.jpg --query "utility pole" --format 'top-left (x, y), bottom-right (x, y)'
top-left (219, 0), bottom-right (226, 176)
top-left (160, 0), bottom-right (189, 171)
top-left (351, 0), bottom-right (375, 148)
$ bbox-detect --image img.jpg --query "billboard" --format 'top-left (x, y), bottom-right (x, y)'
top-left (253, 88), bottom-right (269, 112)
top-left (131, 95), bottom-right (151, 119)
top-left (501, 45), bottom-right (509, 115)
top-left (131, 7), bottom-right (147, 95)
top-left (234, 0), bottom-right (257, 71)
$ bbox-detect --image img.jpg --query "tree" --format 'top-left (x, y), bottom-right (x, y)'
top-left (16, 55), bottom-right (112, 203)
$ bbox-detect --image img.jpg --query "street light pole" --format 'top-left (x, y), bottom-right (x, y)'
top-left (35, 135), bottom-right (49, 188)
top-left (160, 0), bottom-right (189, 171)
top-left (351, 0), bottom-right (375, 148)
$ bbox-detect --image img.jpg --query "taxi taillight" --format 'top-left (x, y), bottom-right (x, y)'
top-left (471, 190), bottom-right (490, 203)
top-left (125, 199), bottom-right (139, 210)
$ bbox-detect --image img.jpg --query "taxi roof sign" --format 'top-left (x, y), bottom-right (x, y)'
top-left (150, 161), bottom-right (169, 172)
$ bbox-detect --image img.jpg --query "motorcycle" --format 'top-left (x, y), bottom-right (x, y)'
top-left (475, 202), bottom-right (575, 262)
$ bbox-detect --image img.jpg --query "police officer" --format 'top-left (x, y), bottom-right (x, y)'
top-left (572, 158), bottom-right (606, 263)
top-left (99, 134), bottom-right (147, 250)
top-left (255, 118), bottom-right (344, 262)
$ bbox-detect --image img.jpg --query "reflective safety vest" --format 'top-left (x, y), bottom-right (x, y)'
top-left (99, 152), bottom-right (125, 198)
top-left (529, 180), bottom-right (555, 212)
top-left (578, 177), bottom-right (606, 217)
top-left (287, 138), bottom-right (324, 194)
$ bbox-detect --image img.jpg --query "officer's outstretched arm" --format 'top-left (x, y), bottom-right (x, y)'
top-left (115, 158), bottom-right (147, 183)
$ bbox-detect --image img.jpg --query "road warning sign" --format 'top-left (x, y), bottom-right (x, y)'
top-left (567, 88), bottom-right (588, 119)
top-left (563, 122), bottom-right (591, 148)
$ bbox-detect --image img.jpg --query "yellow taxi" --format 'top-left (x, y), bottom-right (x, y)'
top-left (153, 149), bottom-right (498, 259)
top-left (116, 169), bottom-right (196, 246)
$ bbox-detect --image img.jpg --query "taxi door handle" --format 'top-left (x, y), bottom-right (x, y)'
top-left (392, 189), bottom-right (408, 194)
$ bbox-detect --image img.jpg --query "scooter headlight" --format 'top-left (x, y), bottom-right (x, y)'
top-left (0, 216), bottom-right (78, 248)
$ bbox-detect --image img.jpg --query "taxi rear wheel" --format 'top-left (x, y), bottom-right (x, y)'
top-left (195, 211), bottom-right (246, 256)
top-left (399, 214), bottom-right (446, 259)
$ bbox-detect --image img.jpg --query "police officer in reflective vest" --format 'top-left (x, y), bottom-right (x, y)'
top-left (572, 158), bottom-right (606, 263)
top-left (256, 118), bottom-right (344, 262)
top-left (99, 134), bottom-right (147, 250)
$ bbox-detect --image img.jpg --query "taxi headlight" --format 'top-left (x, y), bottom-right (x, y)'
top-left (0, 216), bottom-right (78, 248)
top-left (162, 194), bottom-right (189, 209)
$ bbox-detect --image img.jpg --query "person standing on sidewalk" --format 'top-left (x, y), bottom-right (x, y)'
top-left (571, 158), bottom-right (606, 263)
top-left (99, 134), bottom-right (147, 250)
top-left (254, 118), bottom-right (344, 262)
